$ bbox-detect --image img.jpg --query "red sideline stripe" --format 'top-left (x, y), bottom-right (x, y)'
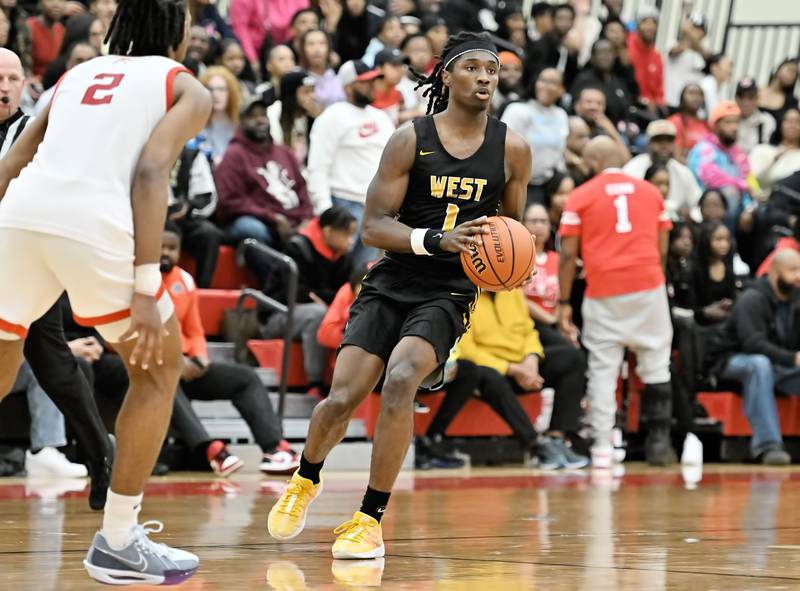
top-left (73, 284), bottom-right (167, 327)
top-left (0, 317), bottom-right (27, 338)
top-left (165, 66), bottom-right (191, 111)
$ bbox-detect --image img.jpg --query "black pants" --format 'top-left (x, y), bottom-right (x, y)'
top-left (81, 354), bottom-right (218, 454)
top-left (428, 327), bottom-right (585, 444)
top-left (178, 218), bottom-right (224, 288)
top-left (177, 363), bottom-right (283, 453)
top-left (23, 300), bottom-right (111, 464)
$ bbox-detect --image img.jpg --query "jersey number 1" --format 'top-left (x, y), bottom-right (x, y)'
top-left (81, 73), bottom-right (125, 106)
top-left (442, 203), bottom-right (459, 231)
top-left (613, 195), bottom-right (632, 234)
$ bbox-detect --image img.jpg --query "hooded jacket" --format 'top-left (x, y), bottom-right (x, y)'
top-left (215, 128), bottom-right (312, 226)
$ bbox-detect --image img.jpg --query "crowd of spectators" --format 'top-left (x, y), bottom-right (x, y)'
top-left (2, 0), bottom-right (800, 474)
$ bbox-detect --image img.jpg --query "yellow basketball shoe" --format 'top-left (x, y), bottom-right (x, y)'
top-left (331, 512), bottom-right (385, 559)
top-left (267, 471), bottom-right (322, 540)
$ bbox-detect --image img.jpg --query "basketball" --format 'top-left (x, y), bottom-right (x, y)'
top-left (460, 216), bottom-right (536, 291)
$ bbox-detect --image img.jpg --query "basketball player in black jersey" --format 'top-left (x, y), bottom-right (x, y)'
top-left (268, 32), bottom-right (532, 559)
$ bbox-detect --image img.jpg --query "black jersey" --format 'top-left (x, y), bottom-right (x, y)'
top-left (386, 114), bottom-right (507, 280)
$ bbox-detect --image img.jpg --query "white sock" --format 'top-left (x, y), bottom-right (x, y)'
top-left (101, 490), bottom-right (143, 550)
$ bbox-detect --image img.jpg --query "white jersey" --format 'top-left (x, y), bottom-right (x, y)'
top-left (0, 55), bottom-right (188, 252)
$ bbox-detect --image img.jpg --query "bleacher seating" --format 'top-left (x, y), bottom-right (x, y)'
top-left (180, 245), bottom-right (259, 290)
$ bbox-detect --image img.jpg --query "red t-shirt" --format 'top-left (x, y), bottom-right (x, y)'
top-left (524, 250), bottom-right (560, 315)
top-left (627, 32), bottom-right (664, 105)
top-left (668, 113), bottom-right (709, 154)
top-left (560, 170), bottom-right (671, 298)
top-left (27, 17), bottom-right (65, 79)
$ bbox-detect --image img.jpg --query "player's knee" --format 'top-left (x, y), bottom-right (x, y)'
top-left (382, 363), bottom-right (423, 406)
top-left (322, 390), bottom-right (361, 422)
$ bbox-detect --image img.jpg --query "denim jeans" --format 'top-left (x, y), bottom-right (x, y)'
top-left (225, 215), bottom-right (275, 246)
top-left (331, 196), bottom-right (379, 266)
top-left (225, 215), bottom-right (276, 282)
top-left (13, 361), bottom-right (67, 449)
top-left (721, 353), bottom-right (800, 456)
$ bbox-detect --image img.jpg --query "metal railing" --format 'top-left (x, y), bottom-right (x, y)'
top-left (235, 238), bottom-right (298, 420)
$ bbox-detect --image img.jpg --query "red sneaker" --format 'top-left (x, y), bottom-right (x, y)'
top-left (207, 440), bottom-right (244, 477)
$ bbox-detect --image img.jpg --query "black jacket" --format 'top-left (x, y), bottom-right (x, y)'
top-left (266, 231), bottom-right (352, 307)
top-left (705, 277), bottom-right (800, 379)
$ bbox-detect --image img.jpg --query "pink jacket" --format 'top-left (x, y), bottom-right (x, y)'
top-left (230, 0), bottom-right (310, 61)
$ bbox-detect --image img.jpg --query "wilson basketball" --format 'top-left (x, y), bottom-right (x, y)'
top-left (460, 216), bottom-right (536, 291)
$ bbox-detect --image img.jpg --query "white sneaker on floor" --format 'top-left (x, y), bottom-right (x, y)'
top-left (681, 433), bottom-right (703, 465)
top-left (591, 445), bottom-right (613, 469)
top-left (26, 448), bottom-right (88, 478)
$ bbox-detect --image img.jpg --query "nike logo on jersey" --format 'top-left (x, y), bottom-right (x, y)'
top-left (419, 150), bottom-right (435, 156)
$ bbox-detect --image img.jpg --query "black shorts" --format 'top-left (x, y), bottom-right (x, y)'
top-left (341, 257), bottom-right (476, 378)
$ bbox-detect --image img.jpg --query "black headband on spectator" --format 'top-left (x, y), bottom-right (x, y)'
top-left (442, 39), bottom-right (499, 70)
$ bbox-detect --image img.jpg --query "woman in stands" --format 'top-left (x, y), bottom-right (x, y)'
top-left (750, 107), bottom-right (800, 193)
top-left (758, 58), bottom-right (800, 122)
top-left (299, 29), bottom-right (345, 106)
top-left (668, 83), bottom-right (709, 161)
top-left (199, 66), bottom-right (242, 165)
top-left (692, 221), bottom-right (740, 326)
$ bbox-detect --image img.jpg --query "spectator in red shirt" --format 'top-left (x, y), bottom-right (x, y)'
top-left (27, 0), bottom-right (65, 80)
top-left (523, 203), bottom-right (560, 327)
top-left (558, 136), bottom-right (674, 468)
top-left (371, 48), bottom-right (405, 125)
top-left (161, 224), bottom-right (301, 475)
top-left (668, 83), bottom-right (710, 161)
top-left (627, 5), bottom-right (664, 113)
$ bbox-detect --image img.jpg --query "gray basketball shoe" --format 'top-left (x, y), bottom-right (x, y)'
top-left (83, 520), bottom-right (199, 586)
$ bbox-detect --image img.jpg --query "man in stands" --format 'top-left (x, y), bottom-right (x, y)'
top-left (735, 77), bottom-right (776, 155)
top-left (216, 96), bottom-right (313, 284)
top-left (306, 59), bottom-right (394, 266)
top-left (161, 224), bottom-right (300, 474)
top-left (573, 86), bottom-right (631, 162)
top-left (525, 3), bottom-right (578, 90)
top-left (167, 140), bottom-right (223, 289)
top-left (688, 101), bottom-right (752, 227)
top-left (627, 6), bottom-right (664, 115)
top-left (446, 289), bottom-right (589, 470)
top-left (623, 119), bottom-right (702, 221)
top-left (263, 207), bottom-right (357, 399)
top-left (558, 137), bottom-right (673, 467)
top-left (706, 250), bottom-right (800, 465)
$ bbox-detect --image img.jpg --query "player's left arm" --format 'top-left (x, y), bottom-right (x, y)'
top-left (0, 101), bottom-right (51, 201)
top-left (659, 228), bottom-right (670, 270)
top-left (499, 129), bottom-right (532, 221)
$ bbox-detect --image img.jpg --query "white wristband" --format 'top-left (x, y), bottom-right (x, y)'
top-left (410, 228), bottom-right (432, 256)
top-left (134, 264), bottom-right (162, 296)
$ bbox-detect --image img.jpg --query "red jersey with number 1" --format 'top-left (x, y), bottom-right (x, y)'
top-left (0, 55), bottom-right (189, 251)
top-left (560, 170), bottom-right (671, 299)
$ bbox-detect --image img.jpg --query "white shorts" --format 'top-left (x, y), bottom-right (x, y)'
top-left (0, 228), bottom-right (173, 342)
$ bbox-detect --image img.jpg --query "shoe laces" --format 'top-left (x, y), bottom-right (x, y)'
top-left (333, 517), bottom-right (372, 543)
top-left (275, 479), bottom-right (312, 517)
top-left (131, 520), bottom-right (171, 559)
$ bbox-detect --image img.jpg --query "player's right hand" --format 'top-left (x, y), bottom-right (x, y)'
top-left (439, 217), bottom-right (490, 254)
top-left (120, 293), bottom-right (167, 371)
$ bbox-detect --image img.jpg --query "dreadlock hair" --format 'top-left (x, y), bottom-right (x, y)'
top-left (105, 0), bottom-right (187, 58)
top-left (410, 31), bottom-right (492, 115)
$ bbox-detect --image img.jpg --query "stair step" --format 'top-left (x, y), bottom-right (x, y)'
top-left (200, 417), bottom-right (367, 443)
top-left (192, 391), bottom-right (317, 420)
top-left (207, 342), bottom-right (236, 364)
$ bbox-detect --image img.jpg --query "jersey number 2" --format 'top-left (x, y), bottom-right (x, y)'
top-left (81, 73), bottom-right (125, 106)
top-left (613, 195), bottom-right (632, 234)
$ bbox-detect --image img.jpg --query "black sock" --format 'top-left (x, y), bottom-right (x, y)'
top-left (298, 453), bottom-right (324, 484)
top-left (360, 486), bottom-right (391, 522)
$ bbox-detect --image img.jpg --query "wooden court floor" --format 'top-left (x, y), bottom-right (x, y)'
top-left (2, 465), bottom-right (800, 590)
